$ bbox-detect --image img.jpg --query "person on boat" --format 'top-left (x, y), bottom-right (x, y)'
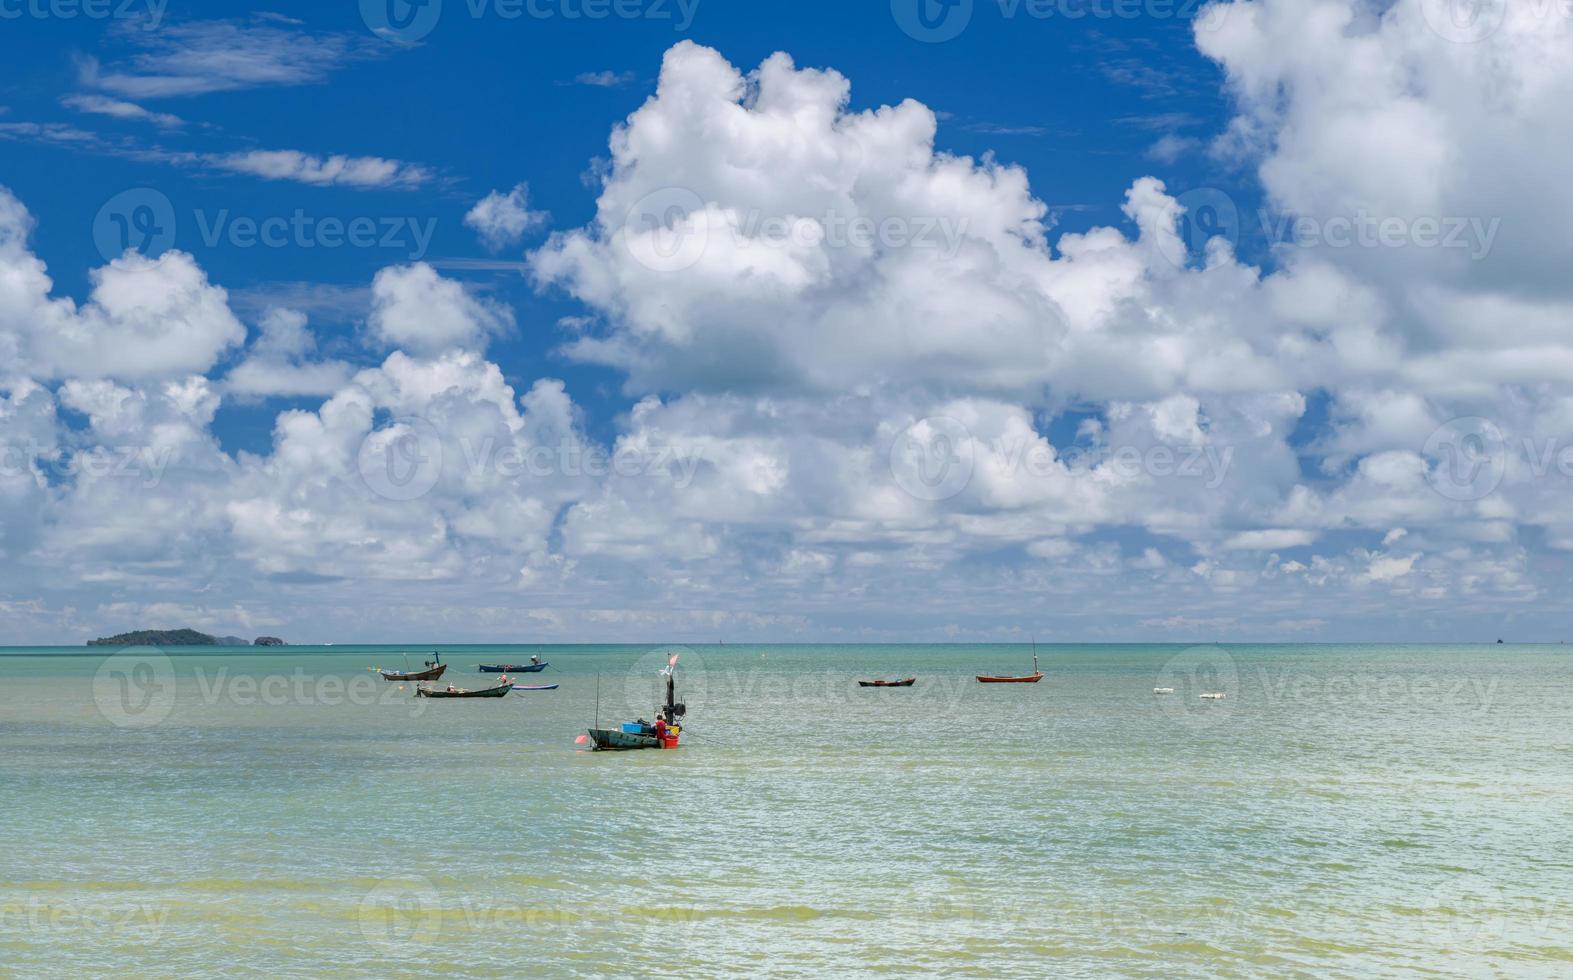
top-left (653, 716), bottom-right (668, 741)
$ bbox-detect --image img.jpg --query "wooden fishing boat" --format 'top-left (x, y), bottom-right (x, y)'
top-left (586, 726), bottom-right (660, 749)
top-left (511, 683), bottom-right (559, 691)
top-left (380, 654), bottom-right (445, 682)
top-left (582, 653), bottom-right (684, 751)
top-left (976, 653), bottom-right (1043, 684)
top-left (479, 661), bottom-right (548, 673)
top-left (416, 680), bottom-right (512, 698)
top-left (858, 678), bottom-right (916, 687)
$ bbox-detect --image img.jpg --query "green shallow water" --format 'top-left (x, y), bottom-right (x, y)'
top-left (2, 643), bottom-right (1571, 978)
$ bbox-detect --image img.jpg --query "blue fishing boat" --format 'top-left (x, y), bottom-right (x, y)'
top-left (480, 656), bottom-right (547, 673)
top-left (511, 683), bottom-right (559, 691)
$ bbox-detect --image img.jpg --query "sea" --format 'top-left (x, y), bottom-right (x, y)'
top-left (1, 643), bottom-right (1569, 978)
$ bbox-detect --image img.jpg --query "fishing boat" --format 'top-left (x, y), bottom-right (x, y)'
top-left (379, 653), bottom-right (446, 682)
top-left (511, 683), bottom-right (559, 691)
top-left (858, 678), bottom-right (916, 688)
top-left (416, 679), bottom-right (512, 698)
top-left (583, 653), bottom-right (684, 751)
top-left (977, 653), bottom-right (1043, 684)
top-left (479, 658), bottom-right (547, 673)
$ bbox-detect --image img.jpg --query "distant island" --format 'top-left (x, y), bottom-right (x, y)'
top-left (87, 629), bottom-right (287, 647)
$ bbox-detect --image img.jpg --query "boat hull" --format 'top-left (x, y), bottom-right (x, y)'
top-left (480, 662), bottom-right (548, 673)
top-left (858, 678), bottom-right (916, 687)
top-left (511, 684), bottom-right (559, 691)
top-left (586, 727), bottom-right (678, 750)
top-left (415, 682), bottom-right (511, 698)
top-left (381, 664), bottom-right (446, 682)
top-left (976, 673), bottom-right (1044, 684)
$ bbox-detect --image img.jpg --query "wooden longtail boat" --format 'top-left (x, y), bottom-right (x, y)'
top-left (587, 727), bottom-right (661, 749)
top-left (416, 680), bottom-right (512, 698)
top-left (858, 678), bottom-right (916, 687)
top-left (976, 652), bottom-right (1043, 684)
top-left (479, 661), bottom-right (548, 673)
top-left (584, 654), bottom-right (684, 751)
top-left (380, 654), bottom-right (446, 682)
top-left (511, 683), bottom-right (559, 691)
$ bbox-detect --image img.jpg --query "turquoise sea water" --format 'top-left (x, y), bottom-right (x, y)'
top-left (2, 643), bottom-right (1571, 978)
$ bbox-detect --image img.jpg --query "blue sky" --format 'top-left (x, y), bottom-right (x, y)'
top-left (0, 0), bottom-right (1568, 643)
top-left (1, 0), bottom-right (1237, 452)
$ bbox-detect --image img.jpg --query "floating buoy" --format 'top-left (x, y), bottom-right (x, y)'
top-left (1153, 687), bottom-right (1175, 694)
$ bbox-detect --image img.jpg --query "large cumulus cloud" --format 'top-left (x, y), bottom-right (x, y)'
top-left (5, 16), bottom-right (1573, 641)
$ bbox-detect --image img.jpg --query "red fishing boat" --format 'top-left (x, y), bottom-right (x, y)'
top-left (858, 678), bottom-right (916, 687)
top-left (976, 653), bottom-right (1043, 684)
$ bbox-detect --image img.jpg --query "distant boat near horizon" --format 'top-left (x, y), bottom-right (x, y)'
top-left (858, 677), bottom-right (916, 687)
top-left (480, 659), bottom-right (548, 672)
